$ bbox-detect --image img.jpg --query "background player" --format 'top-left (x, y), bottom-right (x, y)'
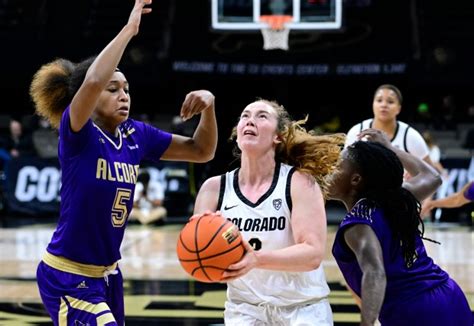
top-left (345, 84), bottom-right (435, 172)
top-left (129, 170), bottom-right (167, 225)
top-left (29, 0), bottom-right (217, 324)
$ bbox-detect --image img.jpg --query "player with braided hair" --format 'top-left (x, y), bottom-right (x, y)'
top-left (329, 128), bottom-right (472, 326)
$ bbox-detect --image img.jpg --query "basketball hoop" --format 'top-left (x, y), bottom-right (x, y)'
top-left (260, 15), bottom-right (292, 51)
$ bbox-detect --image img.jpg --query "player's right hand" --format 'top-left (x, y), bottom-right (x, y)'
top-left (220, 240), bottom-right (256, 282)
top-left (127, 0), bottom-right (152, 36)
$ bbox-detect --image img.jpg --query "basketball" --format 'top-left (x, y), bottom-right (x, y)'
top-left (176, 213), bottom-right (245, 283)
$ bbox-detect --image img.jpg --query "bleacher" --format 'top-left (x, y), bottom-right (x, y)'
top-left (412, 123), bottom-right (474, 159)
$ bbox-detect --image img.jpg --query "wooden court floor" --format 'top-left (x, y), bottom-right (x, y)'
top-left (0, 221), bottom-right (472, 325)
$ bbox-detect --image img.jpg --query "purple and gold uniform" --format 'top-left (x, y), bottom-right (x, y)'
top-left (463, 181), bottom-right (474, 201)
top-left (333, 199), bottom-right (473, 326)
top-left (37, 106), bottom-right (171, 325)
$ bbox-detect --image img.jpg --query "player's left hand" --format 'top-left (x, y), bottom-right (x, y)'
top-left (188, 210), bottom-right (222, 221)
top-left (358, 128), bottom-right (392, 148)
top-left (180, 90), bottom-right (215, 121)
top-left (420, 198), bottom-right (434, 218)
top-left (220, 240), bottom-right (257, 282)
top-left (127, 0), bottom-right (153, 36)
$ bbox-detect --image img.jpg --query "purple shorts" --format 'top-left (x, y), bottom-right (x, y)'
top-left (380, 278), bottom-right (473, 326)
top-left (37, 261), bottom-right (124, 325)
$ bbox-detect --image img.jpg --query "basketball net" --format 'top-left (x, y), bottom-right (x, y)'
top-left (260, 15), bottom-right (292, 51)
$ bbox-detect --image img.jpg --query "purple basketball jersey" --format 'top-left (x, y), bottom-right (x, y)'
top-left (332, 199), bottom-right (472, 325)
top-left (46, 106), bottom-right (172, 266)
top-left (463, 181), bottom-right (474, 201)
top-left (332, 199), bottom-right (448, 305)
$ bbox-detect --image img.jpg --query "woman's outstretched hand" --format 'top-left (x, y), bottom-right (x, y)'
top-left (127, 0), bottom-right (153, 36)
top-left (358, 128), bottom-right (392, 148)
top-left (180, 90), bottom-right (215, 121)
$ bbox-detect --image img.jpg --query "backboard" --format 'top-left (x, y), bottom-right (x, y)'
top-left (211, 0), bottom-right (342, 30)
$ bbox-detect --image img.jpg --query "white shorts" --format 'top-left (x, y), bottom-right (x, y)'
top-left (224, 299), bottom-right (333, 326)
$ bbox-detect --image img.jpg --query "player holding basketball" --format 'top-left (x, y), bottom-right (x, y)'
top-left (328, 128), bottom-right (472, 325)
top-left (30, 1), bottom-right (217, 324)
top-left (194, 99), bottom-right (344, 325)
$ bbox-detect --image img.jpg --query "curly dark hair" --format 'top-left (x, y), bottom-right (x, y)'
top-left (29, 56), bottom-right (96, 129)
top-left (347, 140), bottom-right (433, 267)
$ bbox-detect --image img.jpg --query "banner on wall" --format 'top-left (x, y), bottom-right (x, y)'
top-left (433, 157), bottom-right (474, 222)
top-left (4, 157), bottom-right (61, 216)
top-left (4, 156), bottom-right (473, 220)
top-left (436, 157), bottom-right (474, 198)
top-left (4, 158), bottom-right (193, 217)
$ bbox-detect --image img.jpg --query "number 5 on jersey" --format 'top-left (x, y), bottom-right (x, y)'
top-left (111, 188), bottom-right (132, 227)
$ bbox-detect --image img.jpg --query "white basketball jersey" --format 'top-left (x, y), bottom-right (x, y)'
top-left (359, 118), bottom-right (410, 152)
top-left (346, 118), bottom-right (429, 159)
top-left (218, 162), bottom-right (330, 306)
